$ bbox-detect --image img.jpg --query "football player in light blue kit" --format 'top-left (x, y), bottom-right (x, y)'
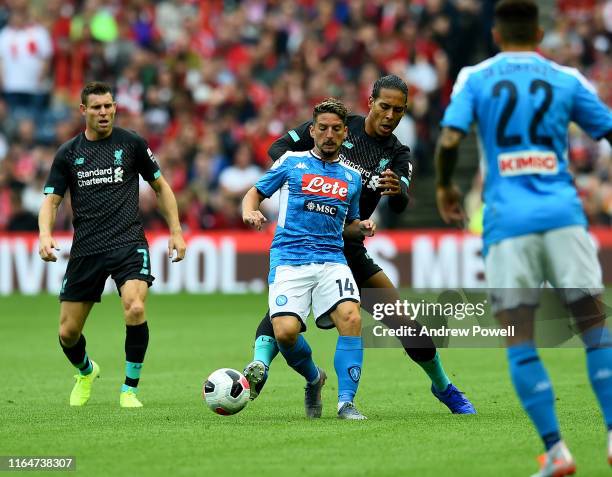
top-left (435, 1), bottom-right (612, 476)
top-left (242, 98), bottom-right (375, 420)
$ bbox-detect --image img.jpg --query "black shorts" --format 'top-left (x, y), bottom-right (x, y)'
top-left (60, 243), bottom-right (155, 303)
top-left (343, 240), bottom-right (383, 288)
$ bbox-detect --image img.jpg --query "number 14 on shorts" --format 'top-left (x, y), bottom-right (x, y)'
top-left (336, 278), bottom-right (355, 296)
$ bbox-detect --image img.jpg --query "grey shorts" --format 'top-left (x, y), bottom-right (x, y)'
top-left (485, 226), bottom-right (603, 313)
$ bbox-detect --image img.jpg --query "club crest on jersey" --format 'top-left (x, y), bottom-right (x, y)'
top-left (348, 366), bottom-right (361, 383)
top-left (302, 174), bottom-right (348, 201)
top-left (375, 157), bottom-right (391, 174)
top-left (498, 150), bottom-right (558, 176)
top-left (303, 199), bottom-right (338, 217)
top-left (114, 149), bottom-right (123, 165)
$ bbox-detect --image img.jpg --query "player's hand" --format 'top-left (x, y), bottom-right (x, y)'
top-left (243, 210), bottom-right (267, 231)
top-left (168, 232), bottom-right (186, 262)
top-left (359, 219), bottom-right (377, 237)
top-left (378, 169), bottom-right (401, 196)
top-left (436, 184), bottom-right (466, 228)
top-left (39, 235), bottom-right (59, 262)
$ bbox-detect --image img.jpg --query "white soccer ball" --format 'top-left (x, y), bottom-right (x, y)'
top-left (203, 368), bottom-right (250, 415)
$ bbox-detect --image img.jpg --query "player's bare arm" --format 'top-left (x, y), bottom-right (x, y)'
top-left (150, 176), bottom-right (186, 262)
top-left (344, 219), bottom-right (376, 241)
top-left (242, 187), bottom-right (268, 231)
top-left (38, 193), bottom-right (63, 262)
top-left (435, 127), bottom-right (466, 227)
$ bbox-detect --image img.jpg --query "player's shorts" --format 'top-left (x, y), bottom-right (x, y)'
top-left (485, 226), bottom-right (603, 313)
top-left (269, 263), bottom-right (360, 330)
top-left (60, 243), bottom-right (155, 303)
top-left (344, 240), bottom-right (383, 288)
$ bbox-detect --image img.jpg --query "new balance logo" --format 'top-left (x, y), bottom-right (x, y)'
top-left (367, 175), bottom-right (380, 191)
top-left (294, 162), bottom-right (308, 169)
top-left (114, 167), bottom-right (124, 183)
top-left (302, 174), bottom-right (348, 201)
top-left (74, 157), bottom-right (85, 165)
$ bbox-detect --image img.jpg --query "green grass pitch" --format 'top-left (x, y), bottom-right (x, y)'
top-left (0, 293), bottom-right (609, 476)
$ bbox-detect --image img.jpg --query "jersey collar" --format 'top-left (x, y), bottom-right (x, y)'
top-left (496, 51), bottom-right (544, 60)
top-left (309, 149), bottom-right (341, 164)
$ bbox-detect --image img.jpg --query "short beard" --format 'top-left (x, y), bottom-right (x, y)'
top-left (318, 144), bottom-right (339, 160)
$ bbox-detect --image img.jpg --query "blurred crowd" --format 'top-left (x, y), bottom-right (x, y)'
top-left (0, 0), bottom-right (610, 233)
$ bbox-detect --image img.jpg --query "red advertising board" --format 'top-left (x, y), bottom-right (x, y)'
top-left (0, 228), bottom-right (610, 294)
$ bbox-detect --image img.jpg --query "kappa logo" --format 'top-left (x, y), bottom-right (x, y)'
top-left (533, 380), bottom-right (552, 393)
top-left (114, 149), bottom-right (123, 165)
top-left (593, 368), bottom-right (612, 381)
top-left (348, 366), bottom-right (361, 383)
top-left (302, 174), bottom-right (348, 201)
top-left (295, 162), bottom-right (308, 170)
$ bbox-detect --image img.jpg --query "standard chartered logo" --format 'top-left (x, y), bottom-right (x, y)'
top-left (77, 166), bottom-right (124, 187)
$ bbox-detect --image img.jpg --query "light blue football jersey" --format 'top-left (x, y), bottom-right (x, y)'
top-left (442, 51), bottom-right (612, 255)
top-left (255, 150), bottom-right (362, 283)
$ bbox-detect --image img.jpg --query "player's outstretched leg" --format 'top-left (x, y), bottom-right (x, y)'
top-left (244, 311), bottom-right (278, 400)
top-left (427, 353), bottom-right (476, 414)
top-left (362, 271), bottom-right (475, 413)
top-left (331, 302), bottom-right (367, 420)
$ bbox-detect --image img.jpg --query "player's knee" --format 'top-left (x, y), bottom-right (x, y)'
top-left (271, 321), bottom-right (299, 346)
top-left (336, 306), bottom-right (361, 335)
top-left (58, 324), bottom-right (80, 346)
top-left (273, 327), bottom-right (298, 346)
top-left (124, 300), bottom-right (145, 322)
